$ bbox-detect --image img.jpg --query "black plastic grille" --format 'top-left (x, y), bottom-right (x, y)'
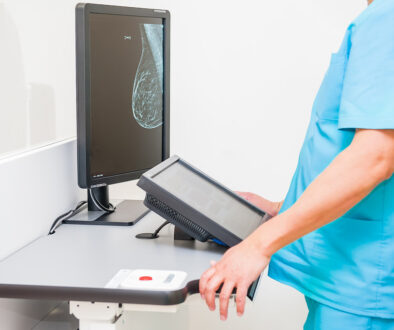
top-left (145, 194), bottom-right (212, 242)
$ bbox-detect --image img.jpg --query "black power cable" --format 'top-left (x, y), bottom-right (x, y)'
top-left (48, 201), bottom-right (87, 235)
top-left (88, 188), bottom-right (116, 213)
top-left (48, 190), bottom-right (117, 235)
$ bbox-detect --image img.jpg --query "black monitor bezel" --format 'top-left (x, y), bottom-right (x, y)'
top-left (76, 3), bottom-right (170, 188)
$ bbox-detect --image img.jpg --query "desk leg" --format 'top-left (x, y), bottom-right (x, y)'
top-left (70, 301), bottom-right (128, 330)
top-left (70, 301), bottom-right (180, 330)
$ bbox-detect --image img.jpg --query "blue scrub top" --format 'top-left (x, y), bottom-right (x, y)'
top-left (268, 0), bottom-right (394, 318)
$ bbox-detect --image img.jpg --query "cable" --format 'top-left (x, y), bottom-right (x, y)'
top-left (88, 188), bottom-right (116, 213)
top-left (48, 201), bottom-right (87, 235)
top-left (135, 221), bottom-right (171, 239)
top-left (48, 189), bottom-right (116, 235)
top-left (153, 221), bottom-right (171, 237)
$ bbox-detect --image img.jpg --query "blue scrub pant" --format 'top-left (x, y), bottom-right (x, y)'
top-left (304, 297), bottom-right (394, 330)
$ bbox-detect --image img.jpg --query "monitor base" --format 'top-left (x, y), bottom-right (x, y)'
top-left (64, 200), bottom-right (149, 226)
top-left (174, 226), bottom-right (195, 241)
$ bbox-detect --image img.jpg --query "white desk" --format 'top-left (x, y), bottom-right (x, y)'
top-left (0, 211), bottom-right (230, 329)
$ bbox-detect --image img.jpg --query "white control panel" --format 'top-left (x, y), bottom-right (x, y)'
top-left (106, 269), bottom-right (188, 291)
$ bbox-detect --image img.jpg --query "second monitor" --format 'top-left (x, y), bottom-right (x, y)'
top-left (71, 3), bottom-right (170, 225)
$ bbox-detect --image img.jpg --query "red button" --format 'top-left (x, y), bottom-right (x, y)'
top-left (139, 276), bottom-right (153, 281)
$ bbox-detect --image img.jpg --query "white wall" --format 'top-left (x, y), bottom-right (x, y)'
top-left (0, 139), bottom-right (83, 329)
top-left (0, 1), bottom-right (76, 157)
top-left (0, 0), bottom-right (366, 329)
top-left (0, 139), bottom-right (82, 260)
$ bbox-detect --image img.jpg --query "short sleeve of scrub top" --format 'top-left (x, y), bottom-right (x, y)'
top-left (268, 0), bottom-right (394, 319)
top-left (339, 4), bottom-right (394, 129)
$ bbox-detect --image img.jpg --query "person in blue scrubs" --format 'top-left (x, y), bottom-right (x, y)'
top-left (199, 0), bottom-right (394, 328)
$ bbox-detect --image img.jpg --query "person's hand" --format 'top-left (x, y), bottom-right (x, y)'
top-left (236, 191), bottom-right (283, 217)
top-left (199, 237), bottom-right (270, 321)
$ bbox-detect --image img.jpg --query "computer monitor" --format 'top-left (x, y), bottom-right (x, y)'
top-left (71, 3), bottom-right (170, 225)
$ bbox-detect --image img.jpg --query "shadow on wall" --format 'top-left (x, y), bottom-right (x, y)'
top-left (27, 83), bottom-right (56, 146)
top-left (0, 3), bottom-right (28, 155)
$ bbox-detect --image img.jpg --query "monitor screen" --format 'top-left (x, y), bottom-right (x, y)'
top-left (89, 13), bottom-right (164, 179)
top-left (152, 162), bottom-right (264, 240)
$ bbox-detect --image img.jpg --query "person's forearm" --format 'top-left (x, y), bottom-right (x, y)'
top-left (250, 130), bottom-right (394, 257)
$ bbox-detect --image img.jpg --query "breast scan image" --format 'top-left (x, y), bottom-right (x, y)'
top-left (132, 24), bottom-right (163, 129)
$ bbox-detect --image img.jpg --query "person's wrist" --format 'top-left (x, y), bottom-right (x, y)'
top-left (247, 226), bottom-right (275, 260)
top-left (252, 211), bottom-right (288, 258)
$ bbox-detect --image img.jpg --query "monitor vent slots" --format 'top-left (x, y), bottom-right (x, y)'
top-left (144, 194), bottom-right (212, 242)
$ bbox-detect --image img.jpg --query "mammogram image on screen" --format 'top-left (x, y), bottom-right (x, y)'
top-left (89, 14), bottom-right (163, 177)
top-left (132, 24), bottom-right (163, 129)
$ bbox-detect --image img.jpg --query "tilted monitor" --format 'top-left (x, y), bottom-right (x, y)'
top-left (138, 156), bottom-right (272, 247)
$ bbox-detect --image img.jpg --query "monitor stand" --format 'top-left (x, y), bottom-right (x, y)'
top-left (64, 186), bottom-right (149, 226)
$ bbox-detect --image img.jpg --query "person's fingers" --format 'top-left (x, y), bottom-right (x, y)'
top-left (235, 284), bottom-right (248, 317)
top-left (219, 281), bottom-right (235, 321)
top-left (204, 275), bottom-right (224, 311)
top-left (210, 260), bottom-right (217, 267)
top-left (199, 267), bottom-right (216, 299)
top-left (235, 191), bottom-right (249, 199)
